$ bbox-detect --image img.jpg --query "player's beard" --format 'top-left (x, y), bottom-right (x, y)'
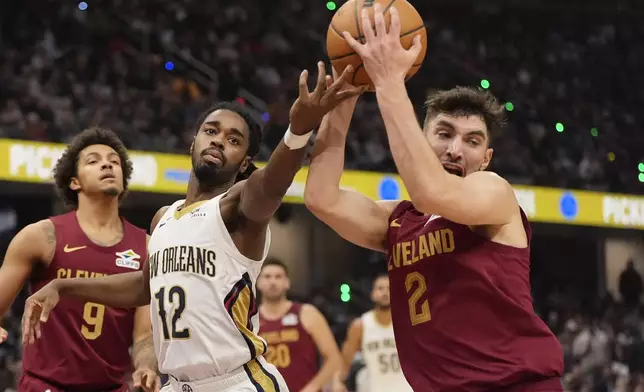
top-left (375, 303), bottom-right (391, 311)
top-left (102, 186), bottom-right (120, 197)
top-left (192, 154), bottom-right (241, 188)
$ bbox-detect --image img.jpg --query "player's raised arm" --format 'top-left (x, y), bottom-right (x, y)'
top-left (0, 220), bottom-right (54, 343)
top-left (304, 89), bottom-right (398, 252)
top-left (238, 62), bottom-right (363, 223)
top-left (300, 304), bottom-right (343, 391)
top-left (343, 5), bottom-right (517, 226)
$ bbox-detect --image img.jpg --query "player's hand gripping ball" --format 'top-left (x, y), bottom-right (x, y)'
top-left (326, 0), bottom-right (427, 91)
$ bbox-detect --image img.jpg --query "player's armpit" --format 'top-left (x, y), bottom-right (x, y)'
top-left (0, 220), bottom-right (53, 318)
top-left (340, 318), bottom-right (363, 379)
top-left (306, 192), bottom-right (399, 252)
top-left (301, 304), bottom-right (343, 390)
top-left (415, 171), bottom-right (518, 226)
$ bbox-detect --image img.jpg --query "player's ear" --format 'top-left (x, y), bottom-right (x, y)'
top-left (480, 148), bottom-right (493, 171)
top-left (69, 177), bottom-right (81, 192)
top-left (189, 142), bottom-right (194, 155)
top-left (240, 156), bottom-right (251, 174)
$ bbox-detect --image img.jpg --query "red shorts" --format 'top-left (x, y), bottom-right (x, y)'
top-left (19, 372), bottom-right (128, 392)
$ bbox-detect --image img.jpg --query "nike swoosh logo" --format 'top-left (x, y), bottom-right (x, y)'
top-left (390, 219), bottom-right (401, 227)
top-left (64, 245), bottom-right (87, 253)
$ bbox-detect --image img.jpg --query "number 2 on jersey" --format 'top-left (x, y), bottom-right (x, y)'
top-left (405, 272), bottom-right (431, 326)
top-left (154, 286), bottom-right (190, 340)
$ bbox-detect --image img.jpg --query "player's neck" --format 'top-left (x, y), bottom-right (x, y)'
top-left (76, 196), bottom-right (121, 230)
top-left (374, 308), bottom-right (392, 326)
top-left (184, 173), bottom-right (234, 206)
top-left (260, 299), bottom-right (292, 320)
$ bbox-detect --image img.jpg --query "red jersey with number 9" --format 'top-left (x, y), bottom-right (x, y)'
top-left (385, 201), bottom-right (563, 392)
top-left (21, 211), bottom-right (148, 390)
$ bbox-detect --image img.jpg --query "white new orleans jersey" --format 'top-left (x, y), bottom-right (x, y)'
top-left (360, 311), bottom-right (413, 392)
top-left (148, 194), bottom-right (276, 384)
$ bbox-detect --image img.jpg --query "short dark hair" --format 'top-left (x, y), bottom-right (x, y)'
top-left (53, 127), bottom-right (133, 208)
top-left (194, 101), bottom-right (263, 182)
top-left (424, 86), bottom-right (507, 141)
top-left (262, 259), bottom-right (289, 277)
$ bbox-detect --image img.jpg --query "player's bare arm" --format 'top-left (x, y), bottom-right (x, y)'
top-left (343, 6), bottom-right (519, 228)
top-left (220, 62), bottom-right (363, 259)
top-left (339, 318), bottom-right (363, 380)
top-left (304, 84), bottom-right (398, 252)
top-left (0, 220), bottom-right (55, 343)
top-left (299, 304), bottom-right (343, 391)
top-left (132, 304), bottom-right (160, 392)
top-left (21, 217), bottom-right (162, 345)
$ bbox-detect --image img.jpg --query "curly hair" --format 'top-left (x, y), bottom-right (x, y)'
top-left (53, 127), bottom-right (133, 208)
top-left (424, 86), bottom-right (507, 142)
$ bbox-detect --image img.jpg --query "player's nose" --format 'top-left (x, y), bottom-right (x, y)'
top-left (446, 141), bottom-right (464, 161)
top-left (209, 134), bottom-right (226, 150)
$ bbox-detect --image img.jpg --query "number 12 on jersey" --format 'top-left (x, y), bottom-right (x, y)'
top-left (154, 285), bottom-right (191, 340)
top-left (406, 272), bottom-right (431, 326)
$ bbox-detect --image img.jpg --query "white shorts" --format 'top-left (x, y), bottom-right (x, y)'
top-left (161, 357), bottom-right (289, 392)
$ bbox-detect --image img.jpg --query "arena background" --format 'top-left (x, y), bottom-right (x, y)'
top-left (1, 0), bottom-right (644, 391)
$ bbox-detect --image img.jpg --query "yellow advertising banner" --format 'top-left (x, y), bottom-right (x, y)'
top-left (0, 139), bottom-right (642, 229)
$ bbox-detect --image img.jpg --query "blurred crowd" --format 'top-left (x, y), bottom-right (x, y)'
top-left (1, 0), bottom-right (642, 193)
top-left (1, 0), bottom-right (644, 390)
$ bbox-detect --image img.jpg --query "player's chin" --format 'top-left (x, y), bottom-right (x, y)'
top-left (101, 185), bottom-right (122, 197)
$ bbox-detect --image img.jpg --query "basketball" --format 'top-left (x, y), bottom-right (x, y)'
top-left (326, 0), bottom-right (428, 91)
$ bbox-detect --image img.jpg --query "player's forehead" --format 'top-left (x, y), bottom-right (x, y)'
top-left (427, 113), bottom-right (488, 138)
top-left (261, 264), bottom-right (287, 277)
top-left (79, 144), bottom-right (119, 160)
top-left (201, 109), bottom-right (250, 138)
top-left (373, 276), bottom-right (389, 288)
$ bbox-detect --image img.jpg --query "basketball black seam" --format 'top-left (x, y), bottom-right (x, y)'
top-left (353, 63), bottom-right (363, 85)
top-left (400, 24), bottom-right (426, 38)
top-left (383, 0), bottom-right (397, 15)
top-left (329, 24), bottom-right (356, 60)
top-left (355, 0), bottom-right (363, 43)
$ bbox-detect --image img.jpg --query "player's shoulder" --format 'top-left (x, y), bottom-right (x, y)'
top-left (150, 205), bottom-right (172, 234)
top-left (10, 219), bottom-right (57, 261)
top-left (300, 303), bottom-right (330, 329)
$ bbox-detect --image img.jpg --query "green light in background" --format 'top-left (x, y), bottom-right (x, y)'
top-left (340, 284), bottom-right (350, 294)
top-left (480, 79), bottom-right (490, 89)
top-left (555, 123), bottom-right (565, 132)
top-left (340, 292), bottom-right (351, 302)
top-left (505, 102), bottom-right (514, 112)
top-left (638, 162), bottom-right (644, 172)
top-left (608, 152), bottom-right (616, 162)
top-left (326, 1), bottom-right (337, 10)
top-left (639, 173), bottom-right (644, 183)
top-left (590, 127), bottom-right (598, 137)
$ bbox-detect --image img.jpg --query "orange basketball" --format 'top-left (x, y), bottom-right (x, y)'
top-left (326, 0), bottom-right (427, 91)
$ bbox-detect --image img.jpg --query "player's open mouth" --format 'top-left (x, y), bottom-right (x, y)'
top-left (100, 173), bottom-right (116, 180)
top-left (442, 163), bottom-right (465, 177)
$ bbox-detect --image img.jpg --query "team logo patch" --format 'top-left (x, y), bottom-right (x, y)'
top-left (281, 313), bottom-right (299, 326)
top-left (189, 208), bottom-right (206, 218)
top-left (115, 249), bottom-right (141, 270)
top-left (182, 385), bottom-right (193, 392)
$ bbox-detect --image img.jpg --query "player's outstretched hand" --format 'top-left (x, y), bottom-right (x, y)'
top-left (342, 3), bottom-right (422, 89)
top-left (21, 281), bottom-right (61, 345)
top-left (132, 367), bottom-right (161, 392)
top-left (0, 327), bottom-right (7, 344)
top-left (289, 61), bottom-right (364, 134)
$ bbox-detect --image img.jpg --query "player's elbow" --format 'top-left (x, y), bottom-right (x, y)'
top-left (304, 186), bottom-right (339, 215)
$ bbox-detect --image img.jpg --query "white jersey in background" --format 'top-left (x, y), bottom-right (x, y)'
top-left (360, 310), bottom-right (413, 392)
top-left (148, 195), bottom-right (287, 391)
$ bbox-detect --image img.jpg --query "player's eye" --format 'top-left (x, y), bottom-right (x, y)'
top-left (228, 137), bottom-right (240, 145)
top-left (205, 128), bottom-right (217, 135)
top-left (437, 132), bottom-right (450, 139)
top-left (468, 139), bottom-right (480, 146)
top-left (111, 160), bottom-right (121, 165)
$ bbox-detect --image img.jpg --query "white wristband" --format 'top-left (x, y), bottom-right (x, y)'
top-left (283, 126), bottom-right (314, 150)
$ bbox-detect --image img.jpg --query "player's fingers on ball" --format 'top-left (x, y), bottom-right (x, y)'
top-left (360, 8), bottom-right (376, 42)
top-left (373, 3), bottom-right (387, 37)
top-left (298, 69), bottom-right (310, 98)
top-left (341, 32), bottom-right (365, 57)
top-left (325, 74), bottom-right (333, 89)
top-left (327, 65), bottom-right (353, 93)
top-left (388, 6), bottom-right (402, 38)
top-left (337, 86), bottom-right (365, 101)
top-left (409, 34), bottom-right (423, 56)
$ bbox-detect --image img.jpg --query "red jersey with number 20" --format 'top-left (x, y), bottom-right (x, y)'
top-left (21, 211), bottom-right (147, 391)
top-left (385, 201), bottom-right (563, 392)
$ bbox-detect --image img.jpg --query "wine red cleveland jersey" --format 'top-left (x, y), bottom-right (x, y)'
top-left (259, 302), bottom-right (319, 391)
top-left (385, 201), bottom-right (563, 392)
top-left (21, 211), bottom-right (148, 390)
